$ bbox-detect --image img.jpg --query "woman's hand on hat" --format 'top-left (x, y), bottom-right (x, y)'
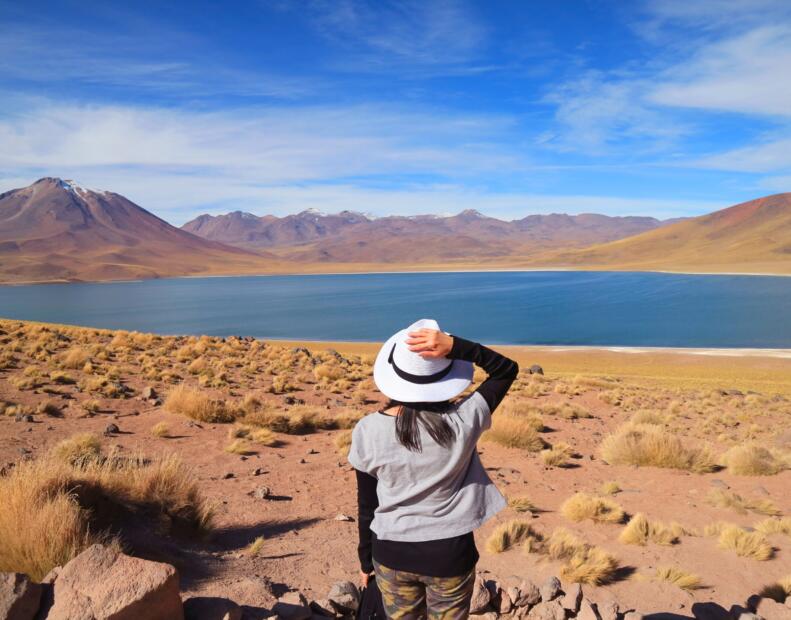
top-left (405, 328), bottom-right (453, 359)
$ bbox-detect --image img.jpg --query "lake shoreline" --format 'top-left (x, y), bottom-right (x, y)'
top-left (3, 263), bottom-right (791, 286)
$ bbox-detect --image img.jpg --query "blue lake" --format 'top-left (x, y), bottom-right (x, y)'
top-left (0, 271), bottom-right (790, 348)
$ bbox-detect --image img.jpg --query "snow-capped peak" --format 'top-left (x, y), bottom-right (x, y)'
top-left (58, 178), bottom-right (104, 195)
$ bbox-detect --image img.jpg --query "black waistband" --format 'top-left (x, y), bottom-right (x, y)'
top-left (387, 343), bottom-right (454, 384)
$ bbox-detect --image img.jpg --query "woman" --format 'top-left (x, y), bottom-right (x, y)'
top-left (348, 318), bottom-right (519, 620)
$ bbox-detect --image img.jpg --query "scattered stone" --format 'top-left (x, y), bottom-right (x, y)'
top-left (539, 576), bottom-right (561, 602)
top-left (755, 597), bottom-right (791, 620)
top-left (141, 386), bottom-right (158, 400)
top-left (308, 448), bottom-right (319, 455)
top-left (528, 364), bottom-right (544, 375)
top-left (253, 486), bottom-right (271, 500)
top-left (578, 598), bottom-right (601, 620)
top-left (470, 575), bottom-right (492, 614)
top-left (184, 596), bottom-right (242, 620)
top-left (299, 458), bottom-right (307, 464)
top-left (252, 468), bottom-right (265, 476)
top-left (327, 581), bottom-right (360, 614)
top-left (527, 599), bottom-right (565, 620)
top-left (46, 544), bottom-right (182, 620)
top-left (561, 583), bottom-right (582, 613)
top-left (0, 572), bottom-right (42, 620)
top-left (272, 591), bottom-right (312, 620)
top-left (334, 513), bottom-right (354, 522)
top-left (512, 580), bottom-right (541, 608)
top-left (104, 423), bottom-right (120, 435)
top-left (14, 414), bottom-right (34, 423)
top-left (285, 396), bottom-right (306, 405)
top-left (598, 600), bottom-right (619, 620)
top-left (222, 472), bottom-right (235, 480)
top-left (623, 612), bottom-right (644, 620)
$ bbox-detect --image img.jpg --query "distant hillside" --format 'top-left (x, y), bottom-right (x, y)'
top-left (183, 208), bottom-right (668, 262)
top-left (538, 193), bottom-right (791, 274)
top-left (0, 178), bottom-right (273, 283)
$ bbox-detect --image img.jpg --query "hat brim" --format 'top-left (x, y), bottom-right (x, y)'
top-left (373, 329), bottom-right (473, 403)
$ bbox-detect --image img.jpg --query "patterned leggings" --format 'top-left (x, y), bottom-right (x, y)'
top-left (373, 560), bottom-right (476, 620)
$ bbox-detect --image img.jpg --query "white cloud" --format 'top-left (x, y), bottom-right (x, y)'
top-left (694, 137), bottom-right (791, 173)
top-left (649, 26), bottom-right (791, 117)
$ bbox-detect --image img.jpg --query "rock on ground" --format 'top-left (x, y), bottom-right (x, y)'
top-left (45, 544), bottom-right (183, 620)
top-left (470, 575), bottom-right (492, 614)
top-left (183, 596), bottom-right (242, 620)
top-left (0, 573), bottom-right (42, 620)
top-left (539, 576), bottom-right (561, 603)
top-left (561, 583), bottom-right (582, 613)
top-left (755, 597), bottom-right (791, 620)
top-left (527, 599), bottom-right (566, 620)
top-left (272, 591), bottom-right (312, 620)
top-left (327, 581), bottom-right (360, 614)
top-left (578, 598), bottom-right (601, 620)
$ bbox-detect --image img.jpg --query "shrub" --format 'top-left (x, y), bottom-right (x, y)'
top-left (61, 347), bottom-right (90, 369)
top-left (51, 433), bottom-right (102, 465)
top-left (705, 489), bottom-right (779, 516)
top-left (600, 481), bottom-right (621, 495)
top-left (755, 517), bottom-right (791, 537)
top-left (599, 423), bottom-right (717, 473)
top-left (618, 513), bottom-right (679, 546)
top-left (225, 440), bottom-right (254, 455)
top-left (560, 545), bottom-right (620, 585)
top-left (561, 493), bottom-right (625, 524)
top-left (314, 363), bottom-right (344, 381)
top-left (485, 520), bottom-right (540, 553)
top-left (484, 415), bottom-right (547, 452)
top-left (247, 536), bottom-right (265, 556)
top-left (49, 371), bottom-right (76, 385)
top-left (151, 422), bottom-right (169, 438)
top-left (335, 430), bottom-right (353, 457)
top-left (541, 442), bottom-right (574, 467)
top-left (655, 566), bottom-right (703, 591)
top-left (759, 575), bottom-right (791, 603)
top-left (507, 496), bottom-right (537, 513)
top-left (721, 445), bottom-right (787, 476)
top-left (0, 451), bottom-right (212, 581)
top-left (716, 524), bottom-right (773, 560)
top-left (164, 385), bottom-right (236, 423)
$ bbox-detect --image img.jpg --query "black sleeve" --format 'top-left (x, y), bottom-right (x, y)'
top-left (448, 336), bottom-right (519, 413)
top-left (355, 468), bottom-right (379, 573)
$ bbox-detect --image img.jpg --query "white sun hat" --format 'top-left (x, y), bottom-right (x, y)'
top-left (373, 318), bottom-right (473, 403)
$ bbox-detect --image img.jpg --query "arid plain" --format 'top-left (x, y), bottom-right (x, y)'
top-left (1, 318), bottom-right (790, 617)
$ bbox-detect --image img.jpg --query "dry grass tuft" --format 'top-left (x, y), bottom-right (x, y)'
top-left (334, 430), bottom-right (353, 457)
top-left (721, 444), bottom-right (787, 476)
top-left (600, 481), bottom-right (622, 495)
top-left (484, 415), bottom-right (547, 452)
top-left (600, 423), bottom-right (717, 473)
top-left (716, 524), bottom-right (773, 560)
top-left (655, 566), bottom-right (703, 591)
top-left (0, 450), bottom-right (213, 581)
top-left (759, 575), bottom-right (791, 603)
top-left (706, 488), bottom-right (780, 516)
top-left (164, 384), bottom-right (236, 423)
top-left (508, 496), bottom-right (537, 513)
top-left (151, 422), bottom-right (170, 438)
top-left (485, 520), bottom-right (540, 553)
top-left (619, 513), bottom-right (679, 546)
top-left (246, 536), bottom-right (265, 556)
top-left (560, 545), bottom-right (620, 585)
top-left (755, 517), bottom-right (791, 537)
top-left (51, 433), bottom-right (102, 465)
top-left (561, 492), bottom-right (625, 524)
top-left (541, 442), bottom-right (575, 467)
top-left (60, 347), bottom-right (90, 369)
top-left (225, 439), bottom-right (254, 455)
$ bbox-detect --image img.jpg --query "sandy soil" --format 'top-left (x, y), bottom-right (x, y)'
top-left (1, 320), bottom-right (790, 618)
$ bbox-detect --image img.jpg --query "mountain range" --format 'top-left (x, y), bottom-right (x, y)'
top-left (0, 177), bottom-right (789, 283)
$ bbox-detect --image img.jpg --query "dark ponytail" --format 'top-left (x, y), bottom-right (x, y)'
top-left (387, 399), bottom-right (456, 452)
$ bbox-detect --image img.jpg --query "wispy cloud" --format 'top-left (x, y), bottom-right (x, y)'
top-left (300, 0), bottom-right (489, 74)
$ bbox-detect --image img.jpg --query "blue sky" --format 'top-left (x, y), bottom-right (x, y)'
top-left (1, 0), bottom-right (790, 224)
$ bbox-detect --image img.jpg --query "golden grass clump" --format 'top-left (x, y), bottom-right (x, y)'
top-left (334, 429), bottom-right (353, 457)
top-left (600, 481), bottom-right (621, 495)
top-left (541, 442), bottom-right (574, 467)
top-left (60, 347), bottom-right (91, 369)
top-left (716, 524), bottom-right (773, 561)
top-left (560, 545), bottom-right (620, 585)
top-left (483, 415), bottom-right (547, 452)
top-left (49, 370), bottom-right (76, 385)
top-left (485, 520), bottom-right (540, 553)
top-left (705, 488), bottom-right (780, 516)
top-left (755, 517), bottom-right (791, 537)
top-left (560, 492), bottom-right (625, 524)
top-left (164, 384), bottom-right (236, 423)
top-left (721, 444), bottom-right (787, 476)
top-left (225, 439), bottom-right (254, 455)
top-left (151, 422), bottom-right (170, 438)
top-left (0, 449), bottom-right (213, 581)
top-left (247, 536), bottom-right (265, 556)
top-left (654, 566), bottom-right (703, 591)
top-left (618, 513), bottom-right (679, 546)
top-left (599, 423), bottom-right (717, 473)
top-left (508, 496), bottom-right (537, 513)
top-left (51, 433), bottom-right (102, 465)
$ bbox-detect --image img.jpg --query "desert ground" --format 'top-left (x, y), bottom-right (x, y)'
top-left (1, 318), bottom-right (791, 618)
